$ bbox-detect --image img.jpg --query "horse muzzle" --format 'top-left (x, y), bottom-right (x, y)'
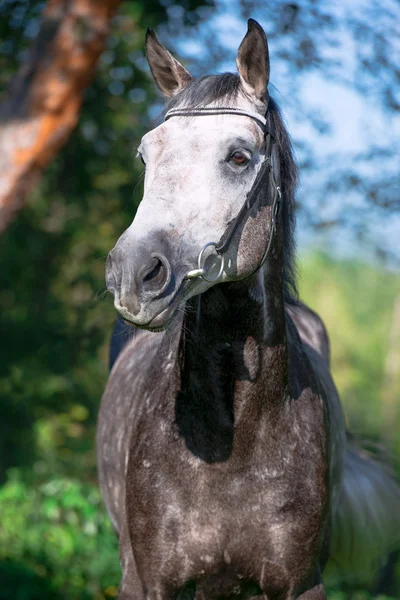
top-left (106, 235), bottom-right (189, 330)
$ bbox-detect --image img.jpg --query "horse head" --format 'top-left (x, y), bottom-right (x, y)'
top-left (106, 20), bottom-right (282, 331)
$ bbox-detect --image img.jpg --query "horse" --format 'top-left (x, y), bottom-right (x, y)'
top-left (97, 19), bottom-right (400, 599)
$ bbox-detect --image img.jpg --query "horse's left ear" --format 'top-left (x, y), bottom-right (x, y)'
top-left (145, 28), bottom-right (193, 97)
top-left (236, 19), bottom-right (270, 105)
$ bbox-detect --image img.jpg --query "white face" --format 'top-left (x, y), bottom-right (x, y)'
top-left (106, 95), bottom-right (271, 330)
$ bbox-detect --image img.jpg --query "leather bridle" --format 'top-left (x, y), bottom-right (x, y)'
top-left (164, 104), bottom-right (282, 283)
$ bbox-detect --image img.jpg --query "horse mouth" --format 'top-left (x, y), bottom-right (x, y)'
top-left (119, 278), bottom-right (195, 332)
top-left (122, 306), bottom-right (179, 332)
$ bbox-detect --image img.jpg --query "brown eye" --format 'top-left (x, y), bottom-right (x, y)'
top-left (230, 151), bottom-right (249, 166)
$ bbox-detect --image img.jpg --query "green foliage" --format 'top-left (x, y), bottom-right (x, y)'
top-left (300, 252), bottom-right (400, 463)
top-left (0, 472), bottom-right (119, 599)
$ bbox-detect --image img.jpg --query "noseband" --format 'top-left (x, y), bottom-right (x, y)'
top-left (164, 105), bottom-right (282, 283)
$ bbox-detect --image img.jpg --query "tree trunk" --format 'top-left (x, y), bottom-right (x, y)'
top-left (0, 0), bottom-right (121, 232)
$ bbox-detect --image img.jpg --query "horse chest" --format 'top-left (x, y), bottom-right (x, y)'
top-left (126, 416), bottom-right (326, 595)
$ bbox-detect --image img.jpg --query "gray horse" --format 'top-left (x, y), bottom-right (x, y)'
top-left (98, 20), bottom-right (400, 599)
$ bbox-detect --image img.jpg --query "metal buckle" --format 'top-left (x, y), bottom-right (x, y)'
top-left (185, 242), bottom-right (225, 283)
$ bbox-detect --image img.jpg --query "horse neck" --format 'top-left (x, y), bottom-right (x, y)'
top-left (176, 237), bottom-right (288, 463)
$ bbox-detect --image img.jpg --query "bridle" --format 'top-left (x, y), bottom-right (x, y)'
top-left (164, 104), bottom-right (282, 283)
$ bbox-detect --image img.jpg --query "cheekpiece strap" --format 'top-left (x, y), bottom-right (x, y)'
top-left (164, 106), bottom-right (267, 132)
top-left (164, 101), bottom-right (282, 278)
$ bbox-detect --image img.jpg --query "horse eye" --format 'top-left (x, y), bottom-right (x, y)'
top-left (230, 151), bottom-right (249, 166)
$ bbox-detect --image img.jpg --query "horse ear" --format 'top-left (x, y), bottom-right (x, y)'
top-left (145, 28), bottom-right (193, 97)
top-left (236, 19), bottom-right (270, 104)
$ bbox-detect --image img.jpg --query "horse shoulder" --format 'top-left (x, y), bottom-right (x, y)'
top-left (97, 329), bottom-right (166, 532)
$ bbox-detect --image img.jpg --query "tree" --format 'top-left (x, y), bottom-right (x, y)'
top-left (0, 0), bottom-right (123, 232)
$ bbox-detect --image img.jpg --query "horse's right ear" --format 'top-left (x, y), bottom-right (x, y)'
top-left (145, 28), bottom-right (193, 97)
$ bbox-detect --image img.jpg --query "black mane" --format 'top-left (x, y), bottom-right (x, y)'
top-left (165, 73), bottom-right (299, 301)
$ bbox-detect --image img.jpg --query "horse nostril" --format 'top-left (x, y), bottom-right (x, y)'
top-left (143, 256), bottom-right (163, 283)
top-left (139, 253), bottom-right (171, 297)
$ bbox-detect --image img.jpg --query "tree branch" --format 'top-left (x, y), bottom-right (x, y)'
top-left (0, 0), bottom-right (122, 232)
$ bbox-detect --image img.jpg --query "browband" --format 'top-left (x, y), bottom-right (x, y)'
top-left (164, 106), bottom-right (267, 131)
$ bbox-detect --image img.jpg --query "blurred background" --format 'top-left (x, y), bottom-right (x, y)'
top-left (0, 0), bottom-right (399, 598)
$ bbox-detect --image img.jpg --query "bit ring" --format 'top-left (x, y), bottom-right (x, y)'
top-left (185, 242), bottom-right (225, 282)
